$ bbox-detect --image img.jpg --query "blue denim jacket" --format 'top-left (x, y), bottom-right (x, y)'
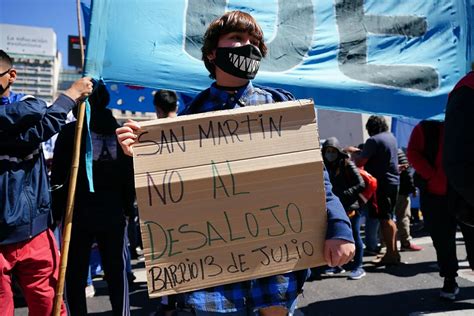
top-left (0, 91), bottom-right (76, 244)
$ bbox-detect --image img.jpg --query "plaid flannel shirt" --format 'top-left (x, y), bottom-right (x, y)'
top-left (183, 81), bottom-right (308, 313)
top-left (191, 81), bottom-right (274, 113)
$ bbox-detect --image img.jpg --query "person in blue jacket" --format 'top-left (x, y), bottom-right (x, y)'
top-left (116, 11), bottom-right (354, 316)
top-left (0, 49), bottom-right (93, 315)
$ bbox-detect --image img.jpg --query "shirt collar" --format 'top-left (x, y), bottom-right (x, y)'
top-left (209, 81), bottom-right (255, 105)
top-left (0, 91), bottom-right (17, 105)
top-left (0, 96), bottom-right (8, 105)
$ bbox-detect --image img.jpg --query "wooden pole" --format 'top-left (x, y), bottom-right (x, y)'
top-left (52, 101), bottom-right (86, 315)
top-left (53, 0), bottom-right (87, 314)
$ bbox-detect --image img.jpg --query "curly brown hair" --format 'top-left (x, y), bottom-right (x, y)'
top-left (202, 11), bottom-right (267, 79)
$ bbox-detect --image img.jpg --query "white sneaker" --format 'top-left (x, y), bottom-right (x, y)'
top-left (85, 284), bottom-right (95, 298)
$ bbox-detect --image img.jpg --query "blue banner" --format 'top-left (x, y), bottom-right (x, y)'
top-left (106, 83), bottom-right (193, 113)
top-left (84, 0), bottom-right (472, 119)
top-left (391, 117), bottom-right (420, 150)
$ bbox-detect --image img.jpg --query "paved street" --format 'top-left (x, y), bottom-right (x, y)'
top-left (297, 232), bottom-right (474, 316)
top-left (15, 229), bottom-right (474, 315)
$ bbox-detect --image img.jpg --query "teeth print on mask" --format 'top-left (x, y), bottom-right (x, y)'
top-left (228, 53), bottom-right (260, 73)
top-left (214, 44), bottom-right (262, 80)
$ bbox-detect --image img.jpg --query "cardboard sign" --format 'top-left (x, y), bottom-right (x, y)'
top-left (133, 99), bottom-right (327, 297)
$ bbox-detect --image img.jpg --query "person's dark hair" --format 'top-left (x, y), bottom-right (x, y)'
top-left (89, 82), bottom-right (110, 110)
top-left (153, 89), bottom-right (178, 114)
top-left (88, 84), bottom-right (115, 134)
top-left (202, 11), bottom-right (267, 79)
top-left (0, 50), bottom-right (13, 69)
top-left (366, 115), bottom-right (388, 136)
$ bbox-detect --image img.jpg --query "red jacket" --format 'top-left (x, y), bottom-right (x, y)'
top-left (407, 123), bottom-right (447, 196)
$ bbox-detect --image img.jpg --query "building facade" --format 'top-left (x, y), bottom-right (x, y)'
top-left (0, 23), bottom-right (60, 103)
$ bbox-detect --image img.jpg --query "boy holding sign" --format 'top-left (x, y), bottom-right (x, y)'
top-left (117, 11), bottom-right (354, 316)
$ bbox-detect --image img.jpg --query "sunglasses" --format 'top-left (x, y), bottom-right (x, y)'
top-left (0, 68), bottom-right (11, 77)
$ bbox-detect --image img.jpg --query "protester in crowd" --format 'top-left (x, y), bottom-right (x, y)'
top-left (444, 71), bottom-right (474, 227)
top-left (408, 119), bottom-right (474, 300)
top-left (154, 89), bottom-right (179, 118)
top-left (396, 148), bottom-right (422, 252)
top-left (361, 208), bottom-right (382, 256)
top-left (323, 137), bottom-right (366, 280)
top-left (51, 83), bottom-right (135, 315)
top-left (348, 116), bottom-right (400, 265)
top-left (351, 143), bottom-right (381, 256)
top-left (116, 11), bottom-right (355, 316)
top-left (0, 49), bottom-right (92, 315)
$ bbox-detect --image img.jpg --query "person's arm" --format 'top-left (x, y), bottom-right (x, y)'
top-left (0, 77), bottom-right (92, 146)
top-left (340, 160), bottom-right (366, 203)
top-left (444, 86), bottom-right (474, 207)
top-left (0, 96), bottom-right (46, 131)
top-left (0, 95), bottom-right (76, 146)
top-left (323, 167), bottom-right (355, 266)
top-left (398, 150), bottom-right (410, 173)
top-left (354, 138), bottom-right (376, 167)
top-left (398, 149), bottom-right (417, 194)
top-left (406, 124), bottom-right (435, 180)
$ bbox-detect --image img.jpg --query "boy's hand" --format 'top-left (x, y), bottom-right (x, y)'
top-left (116, 120), bottom-right (141, 157)
top-left (324, 239), bottom-right (355, 267)
top-left (64, 77), bottom-right (93, 101)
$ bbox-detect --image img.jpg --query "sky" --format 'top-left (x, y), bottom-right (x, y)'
top-left (0, 0), bottom-right (91, 69)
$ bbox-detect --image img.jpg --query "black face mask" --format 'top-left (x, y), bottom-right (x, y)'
top-left (0, 81), bottom-right (11, 95)
top-left (214, 44), bottom-right (262, 79)
top-left (0, 68), bottom-right (12, 95)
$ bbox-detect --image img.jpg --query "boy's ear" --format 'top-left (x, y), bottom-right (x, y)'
top-left (207, 50), bottom-right (216, 62)
top-left (8, 69), bottom-right (17, 83)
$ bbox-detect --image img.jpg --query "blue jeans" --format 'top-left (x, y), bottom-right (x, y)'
top-left (87, 266), bottom-right (93, 286)
top-left (350, 211), bottom-right (364, 269)
top-left (362, 206), bottom-right (380, 251)
top-left (90, 246), bottom-right (103, 277)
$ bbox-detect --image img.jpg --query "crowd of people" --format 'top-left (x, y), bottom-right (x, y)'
top-left (1, 8), bottom-right (473, 316)
top-left (315, 116), bottom-right (419, 281)
top-left (317, 110), bottom-right (474, 303)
